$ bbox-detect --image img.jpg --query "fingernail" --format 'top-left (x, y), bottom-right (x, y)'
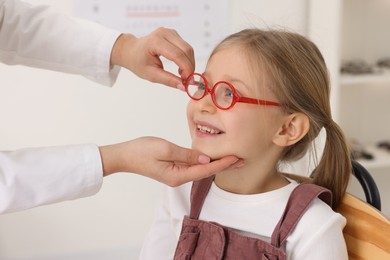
top-left (198, 155), bottom-right (211, 164)
top-left (176, 83), bottom-right (185, 91)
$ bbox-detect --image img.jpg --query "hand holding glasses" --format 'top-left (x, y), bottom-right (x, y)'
top-left (185, 73), bottom-right (281, 110)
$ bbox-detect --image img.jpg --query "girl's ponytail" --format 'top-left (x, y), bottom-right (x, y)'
top-left (311, 121), bottom-right (351, 208)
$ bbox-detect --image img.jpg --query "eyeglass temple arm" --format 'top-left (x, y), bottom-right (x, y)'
top-left (238, 97), bottom-right (281, 106)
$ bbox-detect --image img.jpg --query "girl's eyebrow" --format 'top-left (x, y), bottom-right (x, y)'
top-left (229, 78), bottom-right (250, 90)
top-left (203, 72), bottom-right (249, 88)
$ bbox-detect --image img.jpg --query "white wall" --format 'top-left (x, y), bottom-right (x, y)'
top-left (0, 0), bottom-right (308, 259)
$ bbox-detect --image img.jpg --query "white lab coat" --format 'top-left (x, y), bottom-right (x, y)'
top-left (0, 0), bottom-right (122, 214)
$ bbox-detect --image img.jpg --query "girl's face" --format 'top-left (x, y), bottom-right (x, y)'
top-left (187, 46), bottom-right (287, 162)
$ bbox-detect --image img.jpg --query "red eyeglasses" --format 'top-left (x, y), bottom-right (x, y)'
top-left (185, 73), bottom-right (281, 110)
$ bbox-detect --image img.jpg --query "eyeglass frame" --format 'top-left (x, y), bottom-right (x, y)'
top-left (184, 72), bottom-right (281, 110)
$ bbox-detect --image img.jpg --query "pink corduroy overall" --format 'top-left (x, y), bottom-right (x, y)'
top-left (174, 176), bottom-right (332, 260)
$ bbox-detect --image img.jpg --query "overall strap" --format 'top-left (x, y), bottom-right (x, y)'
top-left (271, 183), bottom-right (332, 247)
top-left (189, 175), bottom-right (215, 219)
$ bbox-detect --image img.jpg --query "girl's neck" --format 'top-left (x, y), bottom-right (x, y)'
top-left (214, 162), bottom-right (289, 195)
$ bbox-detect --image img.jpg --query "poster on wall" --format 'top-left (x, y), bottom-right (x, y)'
top-left (73, 0), bottom-right (229, 59)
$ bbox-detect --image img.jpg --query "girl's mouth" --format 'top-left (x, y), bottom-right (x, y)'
top-left (196, 124), bottom-right (224, 135)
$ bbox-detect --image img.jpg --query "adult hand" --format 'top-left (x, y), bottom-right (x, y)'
top-left (99, 137), bottom-right (239, 187)
top-left (110, 28), bottom-right (194, 90)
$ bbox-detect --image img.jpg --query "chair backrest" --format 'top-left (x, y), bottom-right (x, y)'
top-left (352, 160), bottom-right (381, 210)
top-left (337, 193), bottom-right (390, 259)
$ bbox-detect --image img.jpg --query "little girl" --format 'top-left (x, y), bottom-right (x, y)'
top-left (139, 29), bottom-right (351, 259)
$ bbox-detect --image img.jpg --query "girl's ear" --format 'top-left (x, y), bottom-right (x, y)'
top-left (273, 113), bottom-right (310, 147)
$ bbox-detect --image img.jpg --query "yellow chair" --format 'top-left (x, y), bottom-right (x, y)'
top-left (337, 193), bottom-right (390, 259)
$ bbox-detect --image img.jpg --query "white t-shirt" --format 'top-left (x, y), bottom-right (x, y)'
top-left (0, 0), bottom-right (121, 214)
top-left (140, 180), bottom-right (348, 260)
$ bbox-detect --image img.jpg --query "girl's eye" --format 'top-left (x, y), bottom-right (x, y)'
top-left (215, 84), bottom-right (234, 100)
top-left (198, 83), bottom-right (206, 90)
top-left (224, 87), bottom-right (233, 97)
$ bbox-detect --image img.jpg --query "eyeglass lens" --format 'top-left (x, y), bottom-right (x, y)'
top-left (186, 74), bottom-right (234, 109)
top-left (186, 74), bottom-right (206, 99)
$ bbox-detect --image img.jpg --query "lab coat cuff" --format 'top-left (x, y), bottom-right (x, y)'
top-left (79, 144), bottom-right (104, 197)
top-left (92, 29), bottom-right (122, 87)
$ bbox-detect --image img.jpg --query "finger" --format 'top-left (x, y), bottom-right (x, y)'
top-left (146, 66), bottom-right (185, 89)
top-left (193, 156), bottom-right (239, 173)
top-left (177, 156), bottom-right (239, 183)
top-left (164, 29), bottom-right (195, 69)
top-left (164, 144), bottom-right (209, 165)
top-left (152, 34), bottom-right (195, 80)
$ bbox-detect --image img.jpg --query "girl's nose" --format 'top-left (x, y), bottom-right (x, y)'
top-left (198, 93), bottom-right (217, 113)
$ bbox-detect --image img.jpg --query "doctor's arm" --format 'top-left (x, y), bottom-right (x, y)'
top-left (99, 137), bottom-right (239, 187)
top-left (0, 0), bottom-right (193, 88)
top-left (0, 140), bottom-right (238, 214)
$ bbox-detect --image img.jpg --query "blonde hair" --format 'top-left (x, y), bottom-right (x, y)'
top-left (210, 29), bottom-right (351, 208)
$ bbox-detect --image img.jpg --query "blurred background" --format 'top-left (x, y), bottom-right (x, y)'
top-left (0, 0), bottom-right (389, 259)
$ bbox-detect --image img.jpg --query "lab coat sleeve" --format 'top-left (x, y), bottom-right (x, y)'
top-left (0, 144), bottom-right (103, 214)
top-left (0, 0), bottom-right (122, 86)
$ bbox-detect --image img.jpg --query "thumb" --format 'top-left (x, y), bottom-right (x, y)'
top-left (168, 144), bottom-right (211, 165)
